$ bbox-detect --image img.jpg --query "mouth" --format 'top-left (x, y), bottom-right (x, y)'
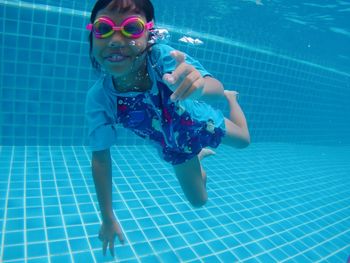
top-left (105, 54), bottom-right (129, 63)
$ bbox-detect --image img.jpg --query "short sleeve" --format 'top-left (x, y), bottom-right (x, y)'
top-left (85, 78), bottom-right (117, 152)
top-left (154, 44), bottom-right (212, 78)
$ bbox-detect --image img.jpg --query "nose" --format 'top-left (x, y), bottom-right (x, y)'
top-left (108, 31), bottom-right (125, 47)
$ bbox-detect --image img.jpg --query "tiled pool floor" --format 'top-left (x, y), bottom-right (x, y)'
top-left (0, 143), bottom-right (349, 262)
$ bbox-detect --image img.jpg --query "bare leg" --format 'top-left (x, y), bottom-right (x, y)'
top-left (173, 156), bottom-right (207, 207)
top-left (221, 90), bottom-right (250, 148)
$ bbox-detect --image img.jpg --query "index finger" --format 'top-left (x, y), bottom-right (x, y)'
top-left (170, 50), bottom-right (186, 67)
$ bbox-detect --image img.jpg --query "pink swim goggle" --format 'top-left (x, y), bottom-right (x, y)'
top-left (86, 15), bottom-right (154, 39)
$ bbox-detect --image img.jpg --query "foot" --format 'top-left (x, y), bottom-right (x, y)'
top-left (224, 90), bottom-right (239, 103)
top-left (198, 148), bottom-right (215, 188)
top-left (198, 148), bottom-right (216, 161)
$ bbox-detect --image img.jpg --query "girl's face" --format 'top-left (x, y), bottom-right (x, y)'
top-left (92, 8), bottom-right (150, 78)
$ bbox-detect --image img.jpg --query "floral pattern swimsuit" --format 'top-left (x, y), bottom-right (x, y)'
top-left (116, 81), bottom-right (225, 165)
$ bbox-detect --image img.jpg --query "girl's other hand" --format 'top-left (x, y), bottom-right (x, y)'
top-left (98, 218), bottom-right (125, 257)
top-left (163, 50), bottom-right (204, 101)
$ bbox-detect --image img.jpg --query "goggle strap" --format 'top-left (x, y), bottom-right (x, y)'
top-left (146, 21), bottom-right (154, 30)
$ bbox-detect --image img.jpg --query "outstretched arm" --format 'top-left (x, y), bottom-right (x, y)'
top-left (200, 76), bottom-right (225, 104)
top-left (92, 149), bottom-right (124, 256)
top-left (92, 149), bottom-right (114, 223)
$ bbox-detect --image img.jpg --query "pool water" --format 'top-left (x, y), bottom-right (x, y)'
top-left (1, 0), bottom-right (350, 262)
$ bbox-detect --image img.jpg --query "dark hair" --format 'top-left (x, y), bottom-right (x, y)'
top-left (88, 0), bottom-right (155, 72)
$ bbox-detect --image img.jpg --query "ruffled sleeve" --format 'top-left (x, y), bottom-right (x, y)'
top-left (150, 44), bottom-right (212, 78)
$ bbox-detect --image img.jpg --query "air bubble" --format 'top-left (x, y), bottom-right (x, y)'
top-left (149, 28), bottom-right (170, 44)
top-left (178, 36), bottom-right (204, 45)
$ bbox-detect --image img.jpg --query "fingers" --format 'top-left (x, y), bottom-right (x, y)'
top-left (170, 71), bottom-right (203, 101)
top-left (163, 62), bottom-right (192, 88)
top-left (117, 231), bottom-right (125, 245)
top-left (177, 78), bottom-right (204, 101)
top-left (100, 227), bottom-right (125, 257)
top-left (163, 50), bottom-right (204, 101)
top-left (109, 240), bottom-right (115, 257)
top-left (102, 240), bottom-right (108, 256)
top-left (162, 50), bottom-right (188, 88)
top-left (102, 238), bottom-right (116, 257)
top-left (163, 65), bottom-right (200, 96)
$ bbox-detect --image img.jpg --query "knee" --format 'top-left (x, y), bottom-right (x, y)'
top-left (237, 134), bottom-right (250, 149)
top-left (239, 138), bottom-right (250, 148)
top-left (189, 195), bottom-right (208, 208)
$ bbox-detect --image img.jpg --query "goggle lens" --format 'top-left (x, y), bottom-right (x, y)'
top-left (94, 21), bottom-right (114, 38)
top-left (123, 20), bottom-right (144, 36)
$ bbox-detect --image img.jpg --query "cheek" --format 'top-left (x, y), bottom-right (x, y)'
top-left (128, 39), bottom-right (147, 54)
top-left (92, 40), bottom-right (104, 62)
top-left (128, 32), bottom-right (149, 54)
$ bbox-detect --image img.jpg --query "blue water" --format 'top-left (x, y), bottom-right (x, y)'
top-left (1, 0), bottom-right (350, 262)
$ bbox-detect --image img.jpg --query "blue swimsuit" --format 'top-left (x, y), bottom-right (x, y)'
top-left (85, 44), bottom-right (226, 165)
